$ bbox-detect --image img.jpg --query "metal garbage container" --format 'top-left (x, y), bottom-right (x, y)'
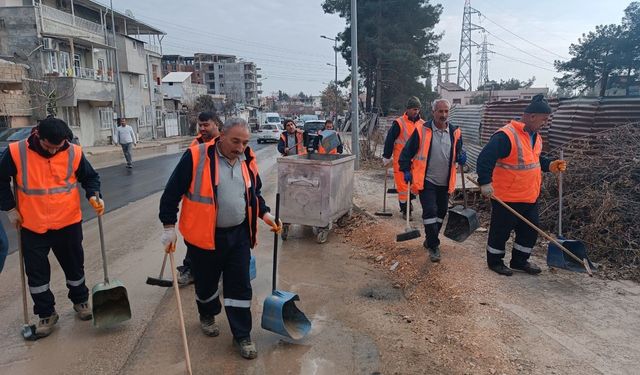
top-left (277, 153), bottom-right (355, 243)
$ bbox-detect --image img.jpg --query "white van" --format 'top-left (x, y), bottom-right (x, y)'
top-left (261, 112), bottom-right (281, 127)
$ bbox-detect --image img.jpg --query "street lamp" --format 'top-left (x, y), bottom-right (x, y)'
top-left (321, 35), bottom-right (339, 121)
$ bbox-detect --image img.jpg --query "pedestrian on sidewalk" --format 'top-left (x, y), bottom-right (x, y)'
top-left (176, 111), bottom-right (223, 287)
top-left (382, 96), bottom-right (423, 217)
top-left (316, 119), bottom-right (343, 154)
top-left (159, 117), bottom-right (282, 360)
top-left (114, 118), bottom-right (137, 168)
top-left (399, 99), bottom-right (466, 262)
top-left (477, 94), bottom-right (566, 276)
top-left (277, 119), bottom-right (305, 156)
top-left (0, 117), bottom-right (103, 338)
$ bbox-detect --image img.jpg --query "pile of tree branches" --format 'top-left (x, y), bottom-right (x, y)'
top-left (538, 123), bottom-right (640, 281)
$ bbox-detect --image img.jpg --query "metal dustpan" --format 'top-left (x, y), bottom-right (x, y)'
top-left (261, 194), bottom-right (311, 340)
top-left (92, 213), bottom-right (131, 328)
top-left (444, 167), bottom-right (479, 242)
top-left (547, 150), bottom-right (595, 273)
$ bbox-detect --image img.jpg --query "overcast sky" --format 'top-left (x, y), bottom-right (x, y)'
top-left (113, 0), bottom-right (633, 96)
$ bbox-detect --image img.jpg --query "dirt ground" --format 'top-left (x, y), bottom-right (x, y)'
top-left (334, 166), bottom-right (640, 375)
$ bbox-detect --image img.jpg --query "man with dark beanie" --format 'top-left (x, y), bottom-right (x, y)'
top-left (0, 117), bottom-right (103, 338)
top-left (382, 96), bottom-right (423, 217)
top-left (476, 94), bottom-right (566, 276)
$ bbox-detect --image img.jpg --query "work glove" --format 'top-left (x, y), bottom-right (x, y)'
top-left (403, 171), bottom-right (412, 183)
top-left (263, 212), bottom-right (283, 234)
top-left (7, 208), bottom-right (22, 226)
top-left (89, 196), bottom-right (105, 216)
top-left (480, 183), bottom-right (494, 198)
top-left (456, 150), bottom-right (467, 166)
top-left (161, 226), bottom-right (177, 253)
top-left (382, 158), bottom-right (392, 167)
top-left (549, 160), bottom-right (567, 174)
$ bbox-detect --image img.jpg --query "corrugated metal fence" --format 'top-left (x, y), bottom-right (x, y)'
top-left (450, 97), bottom-right (640, 157)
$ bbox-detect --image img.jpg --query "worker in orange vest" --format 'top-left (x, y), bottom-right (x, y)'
top-left (0, 117), bottom-right (103, 338)
top-left (277, 119), bottom-right (306, 156)
top-left (317, 119), bottom-right (343, 154)
top-left (382, 96), bottom-right (423, 217)
top-left (399, 99), bottom-right (466, 262)
top-left (190, 111), bottom-right (222, 147)
top-left (177, 111), bottom-right (222, 287)
top-left (477, 94), bottom-right (566, 276)
top-left (159, 117), bottom-right (282, 360)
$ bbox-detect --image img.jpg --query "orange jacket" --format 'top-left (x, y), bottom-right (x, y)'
top-left (279, 131), bottom-right (306, 155)
top-left (178, 141), bottom-right (261, 250)
top-left (392, 114), bottom-right (422, 170)
top-left (410, 124), bottom-right (462, 194)
top-left (492, 120), bottom-right (542, 203)
top-left (9, 140), bottom-right (82, 233)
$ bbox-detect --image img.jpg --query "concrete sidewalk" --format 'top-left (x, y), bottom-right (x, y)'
top-left (83, 136), bottom-right (193, 168)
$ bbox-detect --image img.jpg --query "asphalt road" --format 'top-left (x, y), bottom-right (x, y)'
top-left (0, 137), bottom-right (274, 254)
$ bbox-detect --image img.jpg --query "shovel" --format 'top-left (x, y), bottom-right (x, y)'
top-left (375, 168), bottom-right (393, 217)
top-left (467, 176), bottom-right (593, 276)
top-left (444, 166), bottom-right (479, 242)
top-left (396, 181), bottom-right (421, 242)
top-left (261, 193), bottom-right (311, 340)
top-left (547, 150), bottom-right (595, 273)
top-left (92, 202), bottom-right (132, 328)
top-left (13, 183), bottom-right (37, 340)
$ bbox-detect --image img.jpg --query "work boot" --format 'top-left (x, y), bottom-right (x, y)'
top-left (428, 246), bottom-right (441, 263)
top-left (510, 261), bottom-right (542, 275)
top-left (73, 301), bottom-right (93, 321)
top-left (488, 263), bottom-right (513, 276)
top-left (399, 203), bottom-right (412, 220)
top-left (177, 267), bottom-right (194, 287)
top-left (233, 337), bottom-right (258, 360)
top-left (35, 312), bottom-right (59, 338)
top-left (200, 315), bottom-right (220, 337)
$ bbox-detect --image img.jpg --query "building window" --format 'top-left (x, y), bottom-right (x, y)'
top-left (142, 74), bottom-right (148, 88)
top-left (60, 52), bottom-right (71, 76)
top-left (219, 74), bottom-right (223, 79)
top-left (73, 54), bottom-right (81, 76)
top-left (453, 98), bottom-right (462, 104)
top-left (99, 108), bottom-right (113, 130)
top-left (209, 83), bottom-right (215, 90)
top-left (218, 64), bottom-right (223, 69)
top-left (47, 51), bottom-right (59, 73)
top-left (155, 109), bottom-right (163, 128)
top-left (208, 74), bottom-right (215, 80)
top-left (145, 105), bottom-right (152, 127)
top-left (208, 64), bottom-right (214, 71)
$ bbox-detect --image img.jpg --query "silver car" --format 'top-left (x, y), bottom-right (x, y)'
top-left (256, 124), bottom-right (283, 144)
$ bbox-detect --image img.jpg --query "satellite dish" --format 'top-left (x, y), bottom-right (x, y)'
top-left (124, 9), bottom-right (135, 18)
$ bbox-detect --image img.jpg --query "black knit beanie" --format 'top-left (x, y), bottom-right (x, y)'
top-left (406, 96), bottom-right (422, 109)
top-left (524, 94), bottom-right (552, 114)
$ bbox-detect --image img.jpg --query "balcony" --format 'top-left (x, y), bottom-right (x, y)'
top-left (39, 5), bottom-right (106, 45)
top-left (48, 67), bottom-right (116, 107)
top-left (144, 44), bottom-right (162, 56)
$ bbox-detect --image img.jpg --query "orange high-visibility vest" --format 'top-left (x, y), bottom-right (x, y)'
top-left (9, 140), bottom-right (82, 233)
top-left (392, 114), bottom-right (422, 171)
top-left (280, 131), bottom-right (306, 155)
top-left (190, 135), bottom-right (203, 147)
top-left (410, 123), bottom-right (462, 194)
top-left (178, 141), bottom-right (261, 250)
top-left (492, 120), bottom-right (542, 203)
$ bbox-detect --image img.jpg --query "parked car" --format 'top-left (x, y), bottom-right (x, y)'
top-left (302, 120), bottom-right (326, 149)
top-left (256, 124), bottom-right (283, 144)
top-left (0, 127), bottom-right (35, 154)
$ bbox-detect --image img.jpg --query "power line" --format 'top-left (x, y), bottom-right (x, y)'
top-left (482, 28), bottom-right (556, 66)
top-left (489, 50), bottom-right (556, 72)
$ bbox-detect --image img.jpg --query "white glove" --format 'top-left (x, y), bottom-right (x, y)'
top-left (480, 183), bottom-right (494, 198)
top-left (263, 212), bottom-right (283, 234)
top-left (161, 226), bottom-right (177, 253)
top-left (382, 158), bottom-right (392, 167)
top-left (7, 208), bottom-right (22, 225)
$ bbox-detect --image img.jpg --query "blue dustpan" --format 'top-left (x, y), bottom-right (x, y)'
top-left (261, 194), bottom-right (311, 340)
top-left (547, 237), bottom-right (595, 273)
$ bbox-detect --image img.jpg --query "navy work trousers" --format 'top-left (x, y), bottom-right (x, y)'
top-left (21, 222), bottom-right (89, 318)
top-left (187, 221), bottom-right (253, 340)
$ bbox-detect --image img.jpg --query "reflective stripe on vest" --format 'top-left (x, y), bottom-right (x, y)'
top-left (394, 117), bottom-right (412, 145)
top-left (17, 141), bottom-right (77, 195)
top-left (185, 143), bottom-right (214, 204)
top-left (495, 126), bottom-right (541, 171)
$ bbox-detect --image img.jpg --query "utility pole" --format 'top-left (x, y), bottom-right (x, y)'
top-left (477, 31), bottom-right (492, 89)
top-left (321, 35), bottom-right (339, 121)
top-left (110, 0), bottom-right (124, 123)
top-left (350, 0), bottom-right (359, 169)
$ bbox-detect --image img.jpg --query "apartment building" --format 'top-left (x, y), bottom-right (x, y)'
top-left (0, 0), bottom-right (164, 145)
top-left (162, 53), bottom-right (262, 107)
top-left (0, 59), bottom-right (31, 127)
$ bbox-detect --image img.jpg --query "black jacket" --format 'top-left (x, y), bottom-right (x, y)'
top-left (0, 134), bottom-right (101, 211)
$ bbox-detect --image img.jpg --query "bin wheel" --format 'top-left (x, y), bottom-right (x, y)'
top-left (316, 229), bottom-right (329, 244)
top-left (337, 211), bottom-right (352, 228)
top-left (281, 224), bottom-right (290, 241)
